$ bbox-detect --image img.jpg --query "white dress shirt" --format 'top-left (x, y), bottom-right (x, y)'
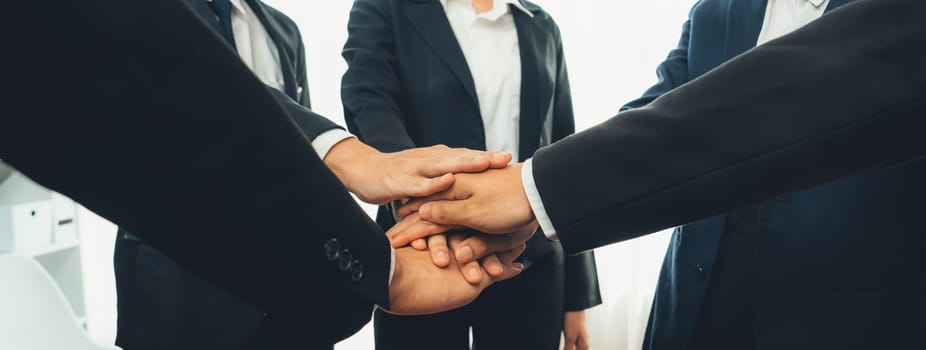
top-left (441, 0), bottom-right (533, 162)
top-left (205, 0), bottom-right (376, 281)
top-left (206, 0), bottom-right (353, 160)
top-left (523, 0), bottom-right (830, 240)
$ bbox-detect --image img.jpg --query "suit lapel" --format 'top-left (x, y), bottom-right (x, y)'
top-left (512, 9), bottom-right (543, 161)
top-left (723, 0), bottom-right (768, 59)
top-left (245, 0), bottom-right (299, 100)
top-left (405, 0), bottom-right (479, 108)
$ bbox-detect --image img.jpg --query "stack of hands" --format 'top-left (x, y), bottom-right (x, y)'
top-left (324, 138), bottom-right (540, 315)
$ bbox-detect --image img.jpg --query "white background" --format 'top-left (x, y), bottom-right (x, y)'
top-left (78, 1), bottom-right (696, 349)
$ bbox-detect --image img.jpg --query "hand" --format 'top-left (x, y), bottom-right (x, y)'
top-left (563, 311), bottom-right (591, 350)
top-left (323, 138), bottom-right (512, 205)
top-left (408, 233), bottom-right (527, 284)
top-left (387, 244), bottom-right (523, 315)
top-left (387, 164), bottom-right (538, 265)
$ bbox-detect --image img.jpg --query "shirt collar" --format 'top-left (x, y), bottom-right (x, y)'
top-left (206, 0), bottom-right (246, 13)
top-left (439, 0), bottom-right (535, 18)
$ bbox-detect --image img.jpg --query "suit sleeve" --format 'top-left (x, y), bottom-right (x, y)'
top-left (295, 31), bottom-right (312, 109)
top-left (531, 0), bottom-right (926, 254)
top-left (621, 7), bottom-right (695, 111)
top-left (2, 0), bottom-right (388, 343)
top-left (341, 0), bottom-right (416, 153)
top-left (549, 25), bottom-right (602, 310)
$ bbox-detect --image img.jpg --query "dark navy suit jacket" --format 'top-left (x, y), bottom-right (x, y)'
top-left (623, 1), bottom-right (926, 349)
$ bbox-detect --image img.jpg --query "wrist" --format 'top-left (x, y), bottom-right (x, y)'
top-left (324, 138), bottom-right (379, 192)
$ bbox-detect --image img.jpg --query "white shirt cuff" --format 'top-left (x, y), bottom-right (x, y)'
top-left (521, 159), bottom-right (558, 241)
top-left (388, 247), bottom-right (395, 285)
top-left (311, 129), bottom-right (354, 160)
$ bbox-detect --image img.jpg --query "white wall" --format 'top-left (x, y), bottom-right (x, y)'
top-left (79, 1), bottom-right (698, 349)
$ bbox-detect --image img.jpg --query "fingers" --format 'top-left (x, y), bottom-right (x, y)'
top-left (419, 200), bottom-right (474, 227)
top-left (387, 212), bottom-right (457, 248)
top-left (410, 238), bottom-right (427, 250)
top-left (418, 147), bottom-right (512, 177)
top-left (496, 244), bottom-right (526, 265)
top-left (488, 260), bottom-right (523, 284)
top-left (398, 172), bottom-right (456, 199)
top-left (397, 186), bottom-right (467, 219)
top-left (479, 254), bottom-right (504, 278)
top-left (455, 228), bottom-right (534, 265)
top-left (427, 235), bottom-right (450, 268)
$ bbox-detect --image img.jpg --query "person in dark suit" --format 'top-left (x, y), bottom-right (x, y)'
top-left (341, 0), bottom-right (601, 349)
top-left (615, 0), bottom-right (926, 349)
top-left (387, 1), bottom-right (926, 348)
top-left (3, 0), bottom-right (526, 347)
top-left (113, 1), bottom-right (324, 349)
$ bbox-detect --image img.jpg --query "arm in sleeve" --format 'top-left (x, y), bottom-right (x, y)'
top-left (531, 0), bottom-right (926, 254)
top-left (622, 4), bottom-right (695, 111)
top-left (341, 0), bottom-right (416, 153)
top-left (2, 0), bottom-right (390, 342)
top-left (548, 25), bottom-right (602, 310)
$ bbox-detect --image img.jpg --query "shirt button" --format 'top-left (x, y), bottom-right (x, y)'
top-left (324, 239), bottom-right (341, 262)
top-left (350, 262), bottom-right (364, 282)
top-left (338, 249), bottom-right (354, 271)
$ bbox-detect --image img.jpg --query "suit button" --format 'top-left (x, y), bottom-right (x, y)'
top-left (338, 249), bottom-right (354, 271)
top-left (350, 262), bottom-right (364, 282)
top-left (324, 239), bottom-right (341, 262)
top-left (696, 264), bottom-right (707, 279)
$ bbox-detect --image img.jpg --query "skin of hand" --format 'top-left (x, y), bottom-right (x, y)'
top-left (409, 232), bottom-right (528, 284)
top-left (387, 242), bottom-right (523, 315)
top-left (387, 164), bottom-right (538, 266)
top-left (323, 138), bottom-right (512, 205)
top-left (562, 311), bottom-right (591, 350)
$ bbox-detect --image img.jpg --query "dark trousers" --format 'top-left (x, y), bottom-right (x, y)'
top-left (114, 232), bottom-right (332, 350)
top-left (374, 249), bottom-right (566, 350)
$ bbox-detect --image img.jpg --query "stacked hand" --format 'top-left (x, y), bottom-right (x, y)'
top-left (322, 138), bottom-right (532, 314)
top-left (387, 164), bottom-right (540, 284)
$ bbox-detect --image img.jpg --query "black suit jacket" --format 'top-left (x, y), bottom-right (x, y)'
top-left (341, 0), bottom-right (600, 311)
top-left (620, 1), bottom-right (925, 348)
top-left (3, 0), bottom-right (386, 344)
top-left (114, 1), bottom-right (335, 348)
top-left (530, 0), bottom-right (926, 258)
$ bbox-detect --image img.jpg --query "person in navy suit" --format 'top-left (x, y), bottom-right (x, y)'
top-left (623, 1), bottom-right (926, 349)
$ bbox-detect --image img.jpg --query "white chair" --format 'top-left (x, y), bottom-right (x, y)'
top-left (0, 254), bottom-right (120, 350)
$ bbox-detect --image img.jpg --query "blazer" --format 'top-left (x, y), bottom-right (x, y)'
top-left (620, 0), bottom-right (926, 349)
top-left (3, 0), bottom-right (386, 344)
top-left (341, 0), bottom-right (601, 311)
top-left (114, 1), bottom-right (324, 349)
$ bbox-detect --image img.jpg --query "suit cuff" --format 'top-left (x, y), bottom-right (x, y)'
top-left (521, 159), bottom-right (558, 241)
top-left (312, 129), bottom-right (355, 160)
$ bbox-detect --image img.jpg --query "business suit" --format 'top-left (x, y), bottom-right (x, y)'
top-left (111, 1), bottom-right (323, 349)
top-left (3, 0), bottom-right (926, 346)
top-left (341, 0), bottom-right (600, 348)
top-left (4, 0), bottom-right (389, 345)
top-left (617, 1), bottom-right (926, 348)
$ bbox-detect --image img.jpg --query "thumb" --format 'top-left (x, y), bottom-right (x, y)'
top-left (419, 199), bottom-right (475, 227)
